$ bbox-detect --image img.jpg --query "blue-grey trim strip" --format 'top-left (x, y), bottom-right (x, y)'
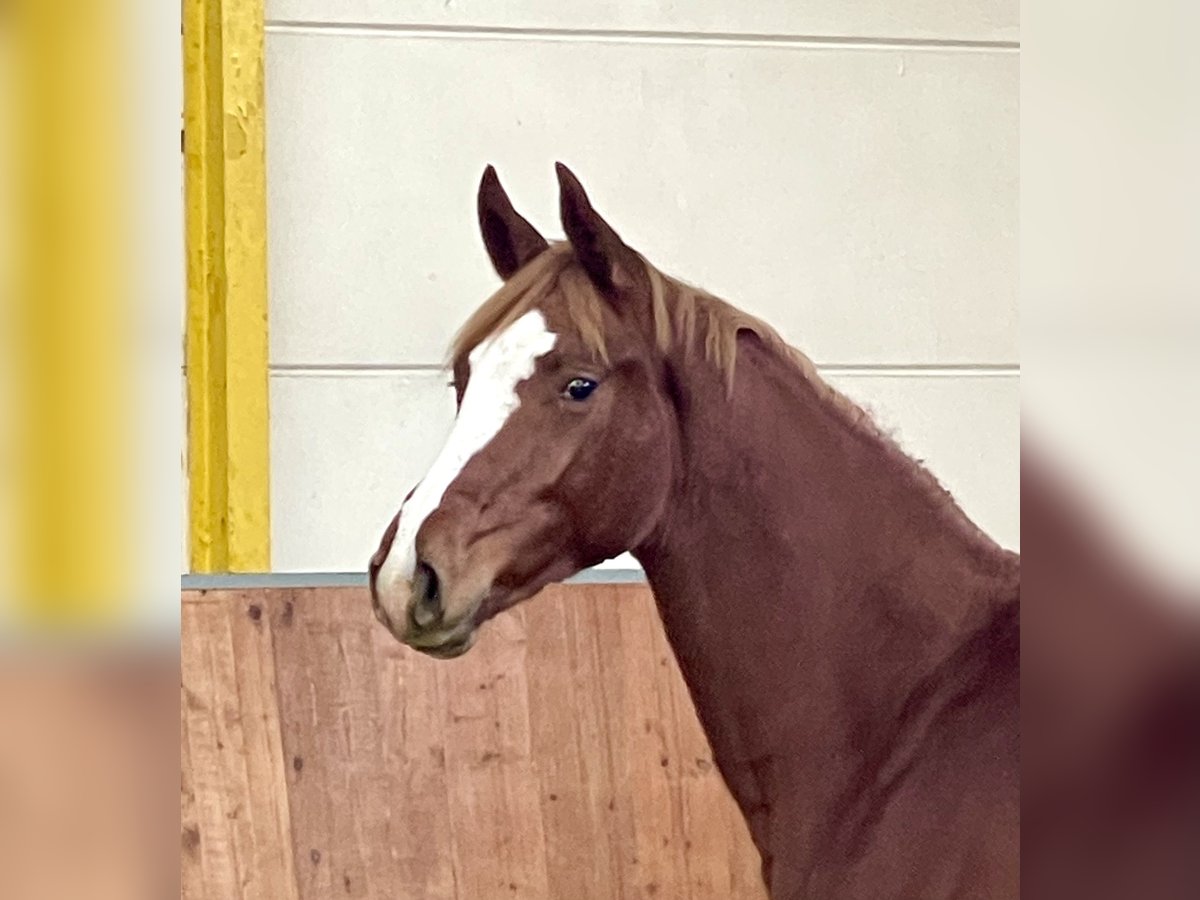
top-left (182, 572), bottom-right (366, 589)
top-left (567, 568), bottom-right (647, 584)
top-left (181, 568), bottom-right (647, 590)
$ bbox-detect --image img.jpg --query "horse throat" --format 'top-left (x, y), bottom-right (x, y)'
top-left (632, 332), bottom-right (1018, 881)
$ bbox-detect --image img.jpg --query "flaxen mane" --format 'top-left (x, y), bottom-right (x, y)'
top-left (452, 243), bottom-right (882, 438)
top-left (452, 244), bottom-right (993, 546)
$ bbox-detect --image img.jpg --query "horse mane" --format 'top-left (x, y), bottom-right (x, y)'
top-left (451, 242), bottom-right (882, 439)
top-left (451, 243), bottom-right (999, 550)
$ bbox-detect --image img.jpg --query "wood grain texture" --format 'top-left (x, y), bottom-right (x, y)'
top-left (181, 590), bottom-right (299, 900)
top-left (181, 584), bottom-right (766, 899)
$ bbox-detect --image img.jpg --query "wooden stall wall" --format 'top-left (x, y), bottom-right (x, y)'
top-left (181, 584), bottom-right (766, 899)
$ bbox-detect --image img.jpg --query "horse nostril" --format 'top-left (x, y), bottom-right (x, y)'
top-left (411, 560), bottom-right (442, 628)
top-left (417, 561), bottom-right (440, 605)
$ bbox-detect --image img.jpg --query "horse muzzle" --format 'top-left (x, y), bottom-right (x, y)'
top-left (369, 554), bottom-right (485, 659)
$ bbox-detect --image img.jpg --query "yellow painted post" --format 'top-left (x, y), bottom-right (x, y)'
top-left (184, 0), bottom-right (271, 572)
top-left (7, 0), bottom-right (132, 625)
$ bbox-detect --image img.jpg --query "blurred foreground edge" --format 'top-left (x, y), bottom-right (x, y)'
top-left (1022, 441), bottom-right (1200, 900)
top-left (0, 650), bottom-right (179, 900)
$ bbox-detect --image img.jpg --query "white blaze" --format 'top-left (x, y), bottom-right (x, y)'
top-left (375, 310), bottom-right (557, 602)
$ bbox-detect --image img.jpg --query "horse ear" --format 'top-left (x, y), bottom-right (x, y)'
top-left (556, 162), bottom-right (641, 298)
top-left (477, 165), bottom-right (549, 279)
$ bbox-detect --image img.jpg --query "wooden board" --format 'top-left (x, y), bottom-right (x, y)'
top-left (181, 584), bottom-right (767, 899)
top-left (181, 590), bottom-right (300, 899)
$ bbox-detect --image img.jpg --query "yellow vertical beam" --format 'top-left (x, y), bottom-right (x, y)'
top-left (184, 0), bottom-right (271, 572)
top-left (8, 0), bottom-right (132, 624)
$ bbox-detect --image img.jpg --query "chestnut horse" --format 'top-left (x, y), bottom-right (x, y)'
top-left (370, 165), bottom-right (1020, 899)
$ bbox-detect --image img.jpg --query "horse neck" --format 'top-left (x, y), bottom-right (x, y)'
top-left (633, 332), bottom-right (1018, 854)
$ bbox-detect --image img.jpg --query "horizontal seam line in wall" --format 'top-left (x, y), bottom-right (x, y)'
top-left (265, 21), bottom-right (1020, 52)
top-left (266, 362), bottom-right (1020, 376)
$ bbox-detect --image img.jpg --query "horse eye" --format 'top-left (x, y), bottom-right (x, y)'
top-left (564, 377), bottom-right (598, 401)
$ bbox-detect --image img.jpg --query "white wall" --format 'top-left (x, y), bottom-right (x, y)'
top-left (263, 2), bottom-right (1019, 572)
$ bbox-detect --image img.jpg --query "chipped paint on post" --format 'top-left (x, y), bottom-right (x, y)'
top-left (184, 0), bottom-right (271, 572)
